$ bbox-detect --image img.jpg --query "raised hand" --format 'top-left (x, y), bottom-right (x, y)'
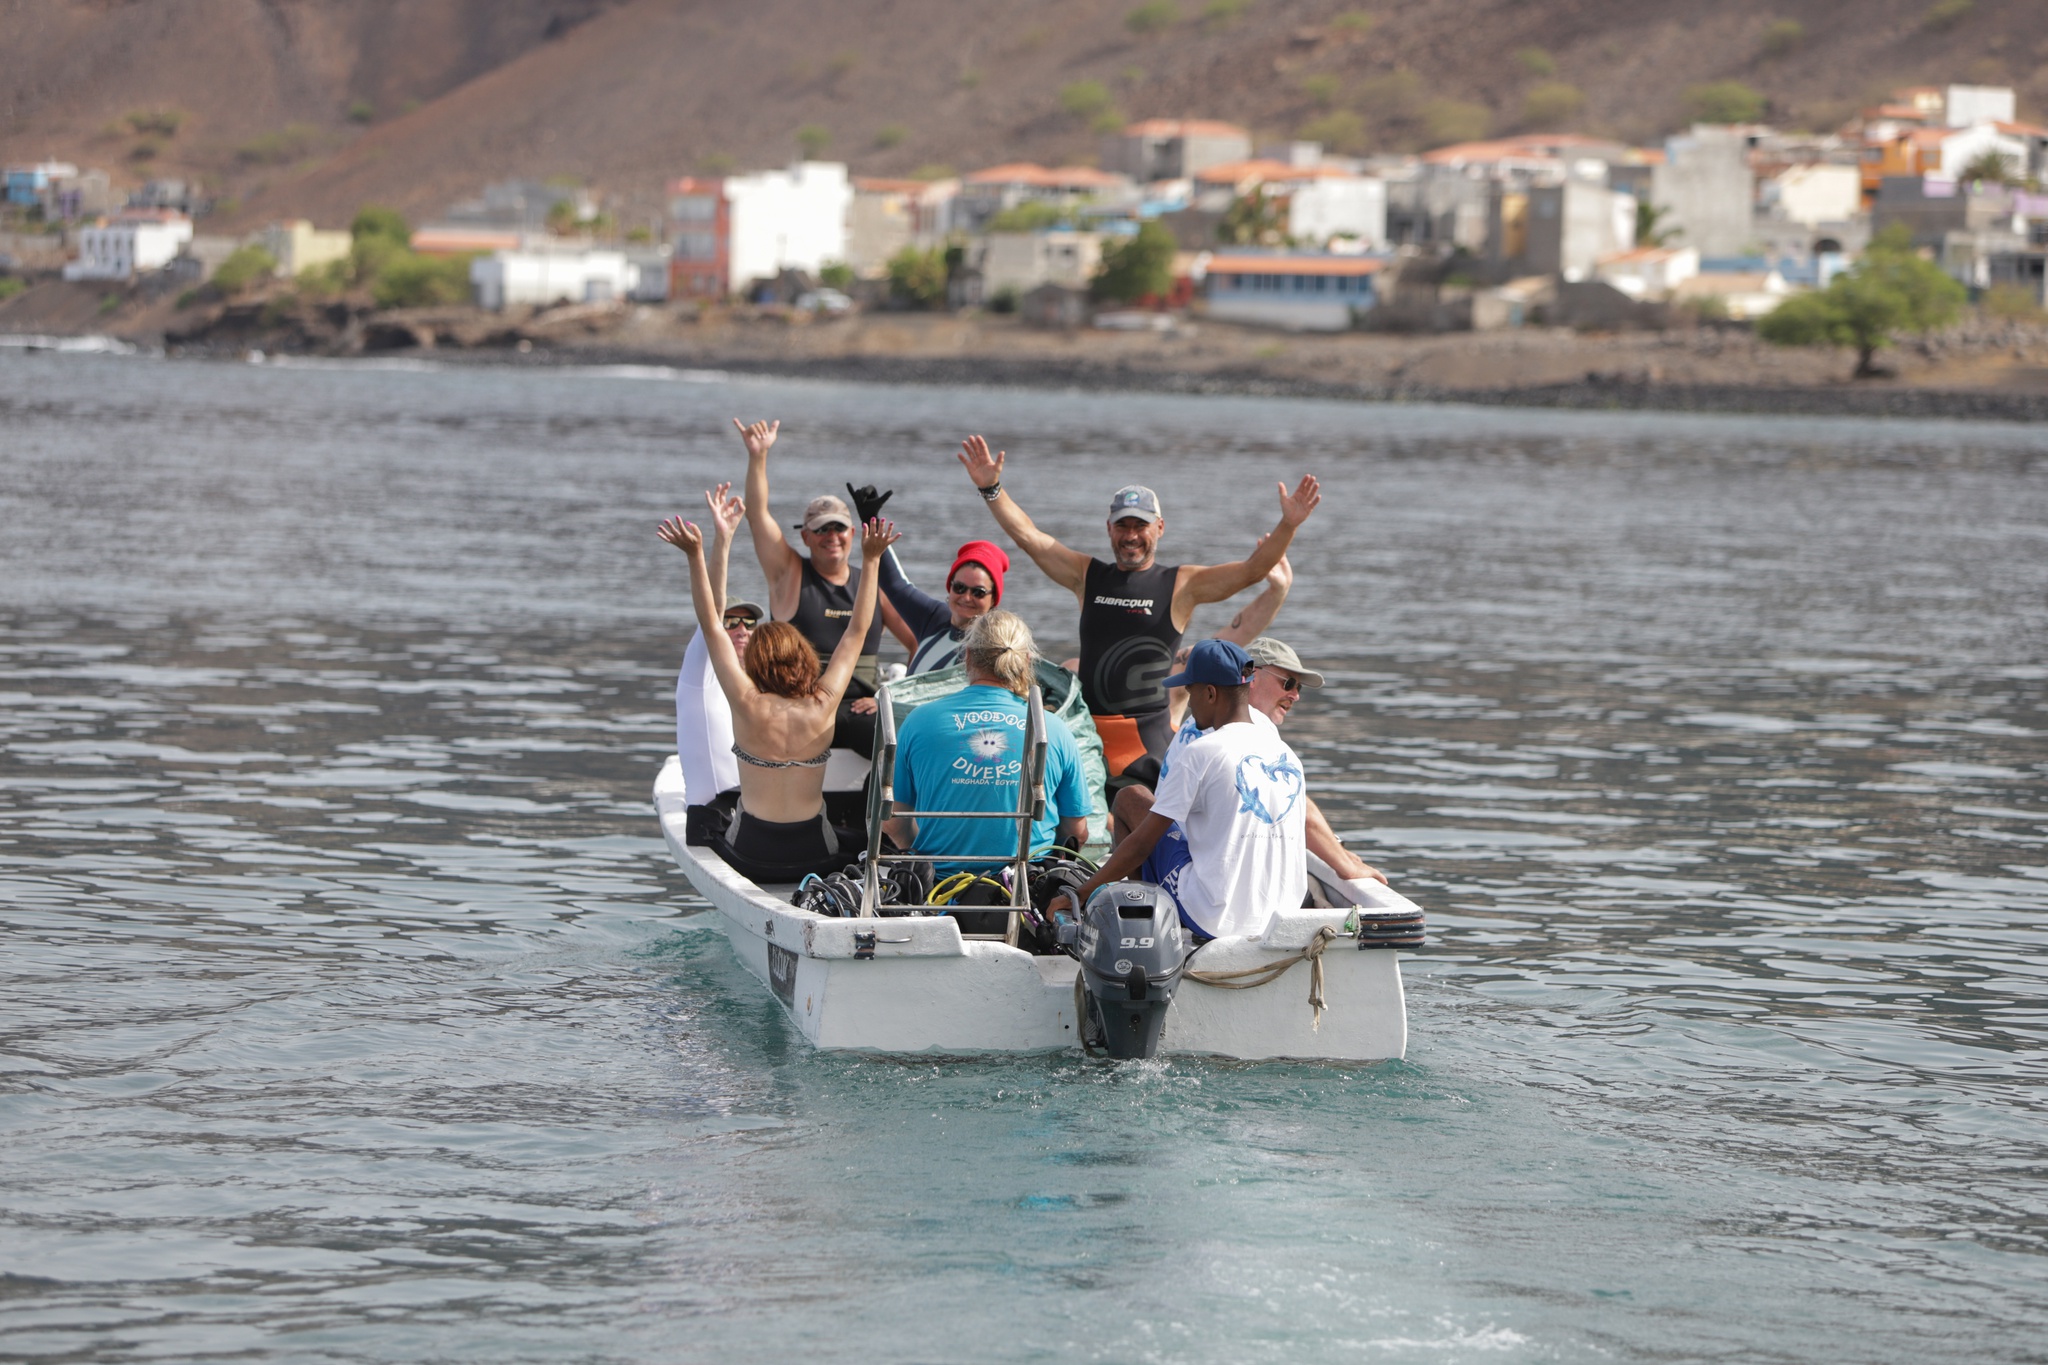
top-left (859, 516), bottom-right (902, 559)
top-left (1266, 550), bottom-right (1294, 592)
top-left (733, 417), bottom-right (779, 460)
top-left (656, 517), bottom-right (704, 556)
top-left (1277, 474), bottom-right (1321, 528)
top-left (846, 482), bottom-right (893, 523)
top-left (702, 482), bottom-right (745, 540)
top-left (957, 434), bottom-right (1005, 490)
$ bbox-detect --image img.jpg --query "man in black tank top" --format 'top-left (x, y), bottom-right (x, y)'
top-left (956, 434), bottom-right (1323, 776)
top-left (737, 419), bottom-right (915, 756)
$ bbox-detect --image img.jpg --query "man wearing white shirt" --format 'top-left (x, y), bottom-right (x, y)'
top-left (1055, 639), bottom-right (1308, 941)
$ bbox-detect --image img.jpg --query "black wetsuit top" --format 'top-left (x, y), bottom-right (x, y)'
top-left (1078, 558), bottom-right (1182, 756)
top-left (785, 558), bottom-right (884, 688)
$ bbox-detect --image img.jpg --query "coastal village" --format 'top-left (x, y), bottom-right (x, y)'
top-left (4, 59), bottom-right (2048, 399)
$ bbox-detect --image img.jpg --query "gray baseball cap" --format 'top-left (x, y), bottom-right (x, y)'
top-left (721, 600), bottom-right (766, 625)
top-left (1247, 636), bottom-right (1323, 687)
top-left (796, 494), bottom-right (854, 533)
top-left (1107, 485), bottom-right (1162, 524)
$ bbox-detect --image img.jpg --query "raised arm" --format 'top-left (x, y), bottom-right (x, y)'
top-left (1214, 544), bottom-right (1291, 648)
top-left (735, 418), bottom-right (804, 614)
top-left (957, 435), bottom-right (1090, 597)
top-left (819, 517), bottom-right (901, 703)
top-left (657, 514), bottom-right (752, 704)
top-left (702, 481), bottom-right (743, 615)
top-left (1172, 475), bottom-right (1320, 624)
top-left (880, 545), bottom-right (953, 641)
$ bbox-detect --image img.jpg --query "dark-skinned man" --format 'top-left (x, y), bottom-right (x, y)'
top-left (956, 433), bottom-right (1321, 777)
top-left (1050, 640), bottom-right (1307, 941)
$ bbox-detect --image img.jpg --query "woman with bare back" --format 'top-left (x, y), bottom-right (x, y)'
top-left (659, 494), bottom-right (899, 884)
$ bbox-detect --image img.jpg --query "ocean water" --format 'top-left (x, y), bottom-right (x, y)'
top-left (2, 349), bottom-right (2045, 1363)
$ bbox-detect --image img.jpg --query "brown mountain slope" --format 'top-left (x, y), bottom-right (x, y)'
top-left (4, 0), bottom-right (2044, 231)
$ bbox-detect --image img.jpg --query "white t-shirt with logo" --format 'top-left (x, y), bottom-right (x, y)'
top-left (1147, 714), bottom-right (1307, 939)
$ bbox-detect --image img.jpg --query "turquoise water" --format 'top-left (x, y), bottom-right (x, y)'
top-left (2, 351), bottom-right (2046, 1362)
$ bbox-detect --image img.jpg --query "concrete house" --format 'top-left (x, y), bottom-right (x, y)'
top-left (1653, 126), bottom-right (1757, 257)
top-left (951, 164), bottom-right (1133, 235)
top-left (1595, 245), bottom-right (1700, 299)
top-left (253, 220), bottom-right (353, 278)
top-left (471, 245), bottom-right (634, 310)
top-left (1102, 119), bottom-right (1252, 181)
top-left (62, 209), bottom-right (192, 280)
top-left (846, 176), bottom-right (957, 278)
top-left (666, 162), bottom-right (852, 299)
top-left (1201, 253), bottom-right (1383, 330)
top-left (979, 230), bottom-right (1103, 297)
top-left (1524, 180), bottom-right (1637, 282)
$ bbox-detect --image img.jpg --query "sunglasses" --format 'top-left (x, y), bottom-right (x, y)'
top-left (724, 615), bottom-right (759, 629)
top-left (948, 582), bottom-right (992, 599)
top-left (1260, 668), bottom-right (1301, 693)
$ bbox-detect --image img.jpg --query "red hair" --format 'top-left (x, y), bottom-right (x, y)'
top-left (742, 621), bottom-right (823, 698)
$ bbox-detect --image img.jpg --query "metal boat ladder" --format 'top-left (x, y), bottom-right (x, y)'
top-left (859, 682), bottom-right (1048, 943)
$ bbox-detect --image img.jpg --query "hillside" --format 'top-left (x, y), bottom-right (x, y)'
top-left (2, 0), bottom-right (2044, 231)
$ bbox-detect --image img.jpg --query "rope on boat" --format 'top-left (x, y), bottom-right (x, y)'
top-left (1183, 924), bottom-right (1342, 1031)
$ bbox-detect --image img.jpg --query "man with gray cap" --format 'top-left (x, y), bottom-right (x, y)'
top-left (735, 418), bottom-right (913, 754)
top-left (957, 433), bottom-right (1320, 776)
top-left (1111, 634), bottom-right (1386, 887)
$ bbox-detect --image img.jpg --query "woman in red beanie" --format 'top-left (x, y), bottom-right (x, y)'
top-left (879, 536), bottom-right (1012, 674)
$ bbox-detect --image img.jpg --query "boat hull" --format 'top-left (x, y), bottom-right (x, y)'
top-left (654, 756), bottom-right (1408, 1060)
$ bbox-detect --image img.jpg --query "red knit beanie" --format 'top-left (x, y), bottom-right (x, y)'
top-left (949, 540), bottom-right (1011, 605)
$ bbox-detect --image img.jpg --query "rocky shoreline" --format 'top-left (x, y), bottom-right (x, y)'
top-left (9, 277), bottom-right (2048, 424)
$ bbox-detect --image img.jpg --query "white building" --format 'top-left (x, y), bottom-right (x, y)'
top-left (1763, 164), bottom-right (1861, 227)
top-left (1935, 122), bottom-right (2031, 180)
top-left (470, 246), bottom-right (633, 310)
top-left (1595, 245), bottom-right (1700, 300)
top-left (1946, 84), bottom-right (2016, 129)
top-left (63, 210), bottom-right (193, 280)
top-left (1201, 253), bottom-right (1384, 331)
top-left (723, 161), bottom-right (852, 297)
top-left (1288, 175), bottom-right (1388, 249)
top-left (1673, 268), bottom-right (1793, 320)
top-left (979, 231), bottom-right (1103, 297)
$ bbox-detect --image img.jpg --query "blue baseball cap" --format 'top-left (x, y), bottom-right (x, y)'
top-left (1163, 638), bottom-right (1253, 689)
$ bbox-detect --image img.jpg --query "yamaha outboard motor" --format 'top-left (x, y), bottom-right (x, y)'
top-left (1070, 883), bottom-right (1185, 1059)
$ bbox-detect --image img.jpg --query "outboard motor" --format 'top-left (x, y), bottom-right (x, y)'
top-left (1070, 883), bottom-right (1185, 1059)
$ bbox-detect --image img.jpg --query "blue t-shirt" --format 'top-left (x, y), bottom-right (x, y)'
top-left (893, 683), bottom-right (1092, 874)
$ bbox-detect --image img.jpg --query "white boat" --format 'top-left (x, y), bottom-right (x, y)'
top-left (651, 679), bottom-right (1422, 1061)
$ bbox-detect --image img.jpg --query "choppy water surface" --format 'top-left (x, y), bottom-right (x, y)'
top-left (2, 351), bottom-right (2046, 1363)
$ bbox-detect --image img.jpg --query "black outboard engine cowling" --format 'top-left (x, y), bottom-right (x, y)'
top-left (1073, 883), bottom-right (1185, 1059)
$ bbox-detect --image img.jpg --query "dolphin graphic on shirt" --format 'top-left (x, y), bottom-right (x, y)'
top-left (1235, 753), bottom-right (1303, 824)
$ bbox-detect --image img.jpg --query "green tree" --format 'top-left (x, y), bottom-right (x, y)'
top-left (1685, 81), bottom-right (1765, 125)
top-left (1759, 19), bottom-right (1804, 58)
top-left (1060, 81), bottom-right (1113, 120)
top-left (1513, 47), bottom-right (1556, 78)
top-left (351, 206), bottom-right (411, 247)
top-left (1921, 0), bottom-right (1973, 32)
top-left (1959, 147), bottom-right (2020, 185)
top-left (1298, 109), bottom-right (1365, 152)
top-left (1218, 186), bottom-right (1284, 245)
top-left (1126, 0), bottom-right (1179, 34)
top-left (1092, 221), bottom-right (1177, 303)
top-left (886, 245), bottom-right (948, 309)
top-left (372, 253), bottom-right (474, 309)
top-left (1758, 228), bottom-right (1965, 377)
top-left (1520, 81), bottom-right (1584, 127)
top-left (1636, 201), bottom-right (1680, 247)
top-left (796, 124), bottom-right (832, 158)
top-left (988, 200), bottom-right (1074, 232)
top-left (211, 245), bottom-right (278, 294)
top-left (818, 262), bottom-right (856, 290)
top-left (1422, 99), bottom-right (1490, 146)
top-left (874, 123), bottom-right (908, 149)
